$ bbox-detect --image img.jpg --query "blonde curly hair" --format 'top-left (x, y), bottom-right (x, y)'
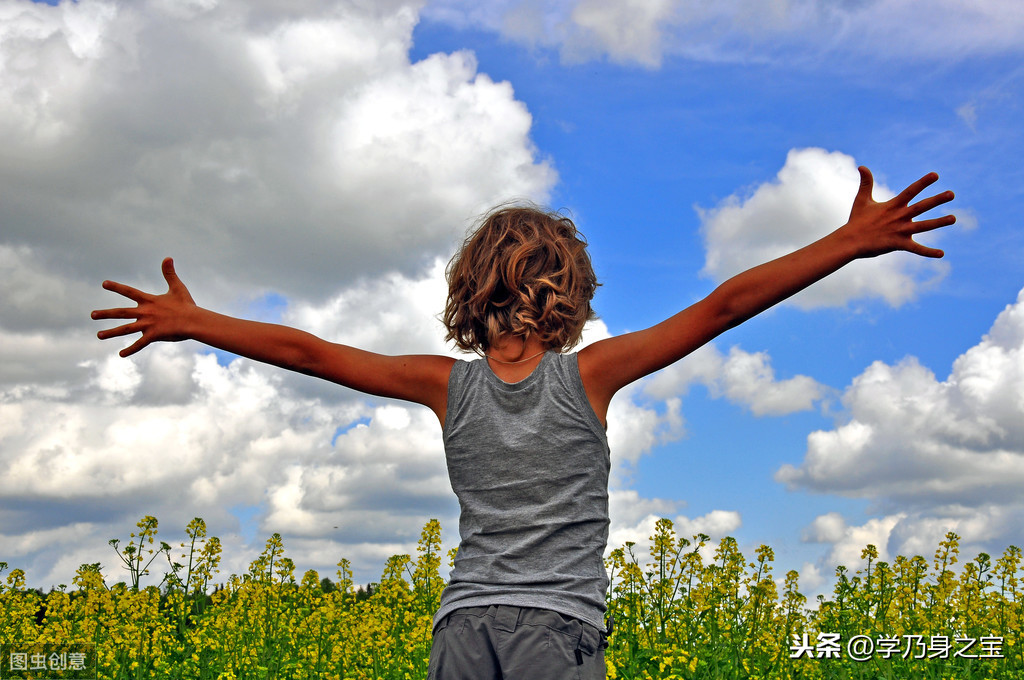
top-left (444, 203), bottom-right (599, 353)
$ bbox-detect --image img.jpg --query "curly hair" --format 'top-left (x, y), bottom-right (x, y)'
top-left (444, 203), bottom-right (599, 354)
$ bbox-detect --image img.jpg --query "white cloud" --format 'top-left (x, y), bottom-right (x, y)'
top-left (699, 148), bottom-right (948, 310)
top-left (806, 514), bottom-right (903, 568)
top-left (0, 0), bottom-right (555, 304)
top-left (564, 0), bottom-right (677, 67)
top-left (0, 341), bottom-right (451, 584)
top-left (2, 354), bottom-right (327, 501)
top-left (283, 258), bottom-right (453, 357)
top-left (796, 561), bottom-right (825, 594)
top-left (777, 287), bottom-right (1024, 507)
top-left (644, 342), bottom-right (826, 416)
top-left (607, 499), bottom-right (741, 565)
top-left (957, 102), bottom-right (979, 131)
top-left (608, 389), bottom-right (684, 472)
top-left (608, 489), bottom-right (680, 532)
top-left (423, 0), bottom-right (1024, 67)
top-left (0, 0), bottom-right (121, 143)
top-left (799, 505), bottom-right (1024, 587)
top-left (802, 511), bottom-right (847, 544)
top-left (676, 509), bottom-right (742, 539)
top-left (262, 403), bottom-right (454, 541)
top-left (772, 287), bottom-right (1024, 589)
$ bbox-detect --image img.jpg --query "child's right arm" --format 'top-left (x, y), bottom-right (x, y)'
top-left (578, 166), bottom-right (956, 424)
top-left (92, 258), bottom-right (454, 422)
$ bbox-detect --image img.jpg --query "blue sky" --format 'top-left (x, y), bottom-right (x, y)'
top-left (2, 0), bottom-right (1022, 598)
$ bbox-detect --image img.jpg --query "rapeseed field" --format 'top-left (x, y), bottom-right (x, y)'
top-left (2, 516), bottom-right (1020, 679)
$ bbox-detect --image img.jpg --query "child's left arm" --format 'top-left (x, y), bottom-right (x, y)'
top-left (579, 166), bottom-right (955, 421)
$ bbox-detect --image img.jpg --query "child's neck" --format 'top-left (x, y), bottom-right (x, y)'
top-left (485, 336), bottom-right (549, 383)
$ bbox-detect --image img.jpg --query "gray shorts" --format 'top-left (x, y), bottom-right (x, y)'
top-left (427, 605), bottom-right (608, 680)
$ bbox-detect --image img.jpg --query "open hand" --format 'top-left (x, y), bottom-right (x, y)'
top-left (845, 166), bottom-right (956, 259)
top-left (92, 257), bottom-right (197, 357)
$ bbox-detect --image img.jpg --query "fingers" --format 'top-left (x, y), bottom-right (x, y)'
top-left (161, 256), bottom-right (196, 305)
top-left (909, 214), bottom-right (956, 234)
top-left (902, 212), bottom-right (954, 259)
top-left (91, 307), bottom-right (138, 321)
top-left (907, 189), bottom-right (955, 218)
top-left (119, 336), bottom-right (151, 358)
top-left (93, 284), bottom-right (145, 344)
top-left (94, 318), bottom-right (151, 356)
top-left (101, 279), bottom-right (152, 303)
top-left (904, 239), bottom-right (945, 259)
top-left (162, 257), bottom-right (180, 289)
top-left (893, 171), bottom-right (940, 206)
top-left (96, 322), bottom-right (138, 340)
top-left (854, 166), bottom-right (874, 203)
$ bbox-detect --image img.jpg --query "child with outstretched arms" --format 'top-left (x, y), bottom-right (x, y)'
top-left (94, 166), bottom-right (954, 679)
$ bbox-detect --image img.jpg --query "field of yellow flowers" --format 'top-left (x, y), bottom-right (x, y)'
top-left (1, 515), bottom-right (1021, 679)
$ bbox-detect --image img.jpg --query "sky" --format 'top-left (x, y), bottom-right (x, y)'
top-left (2, 0), bottom-right (1022, 601)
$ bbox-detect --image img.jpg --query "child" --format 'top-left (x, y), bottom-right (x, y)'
top-left (93, 166), bottom-right (954, 679)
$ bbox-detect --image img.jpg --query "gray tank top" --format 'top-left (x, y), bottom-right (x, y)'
top-left (434, 351), bottom-right (611, 632)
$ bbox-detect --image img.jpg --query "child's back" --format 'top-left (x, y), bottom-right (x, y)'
top-left (440, 351), bottom-right (610, 630)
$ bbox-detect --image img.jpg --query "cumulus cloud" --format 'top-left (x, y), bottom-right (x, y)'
top-left (799, 505), bottom-right (1024, 588)
top-left (2, 352), bottom-right (331, 502)
top-left (802, 511), bottom-right (848, 545)
top-left (804, 513), bottom-right (903, 567)
top-left (0, 246), bottom-right (98, 332)
top-left (4, 253), bottom-right (609, 586)
top-left (0, 338), bottom-right (462, 585)
top-left (777, 287), bottom-right (1024, 508)
top-left (774, 287), bottom-right (1024, 581)
top-left (608, 389), bottom-right (684, 471)
top-left (644, 342), bottom-right (827, 416)
top-left (283, 258), bottom-right (452, 358)
top-left (262, 403), bottom-right (453, 540)
top-left (0, 0), bottom-right (554, 304)
top-left (796, 561), bottom-right (825, 595)
top-left (699, 148), bottom-right (949, 310)
top-left (423, 0), bottom-right (1024, 67)
top-left (607, 490), bottom-right (742, 564)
